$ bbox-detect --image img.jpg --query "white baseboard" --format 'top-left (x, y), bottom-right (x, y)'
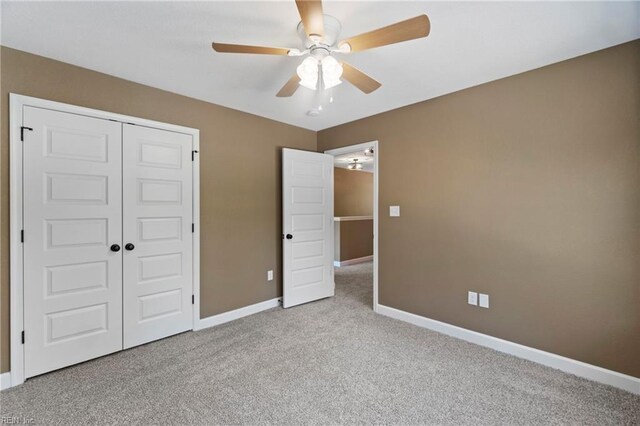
top-left (334, 255), bottom-right (373, 267)
top-left (0, 372), bottom-right (11, 390)
top-left (377, 304), bottom-right (640, 395)
top-left (195, 297), bottom-right (281, 331)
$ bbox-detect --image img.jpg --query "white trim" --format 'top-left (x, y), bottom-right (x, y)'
top-left (334, 216), bottom-right (373, 222)
top-left (377, 304), bottom-right (640, 395)
top-left (195, 298), bottom-right (281, 331)
top-left (0, 372), bottom-right (12, 390)
top-left (9, 95), bottom-right (25, 387)
top-left (334, 255), bottom-right (374, 268)
top-left (9, 94), bottom-right (201, 388)
top-left (325, 141), bottom-right (379, 313)
top-left (192, 133), bottom-right (201, 329)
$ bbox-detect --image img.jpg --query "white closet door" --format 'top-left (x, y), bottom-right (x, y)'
top-left (23, 106), bottom-right (123, 378)
top-left (122, 124), bottom-right (193, 348)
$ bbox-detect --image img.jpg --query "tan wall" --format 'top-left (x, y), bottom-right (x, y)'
top-left (338, 220), bottom-right (373, 262)
top-left (334, 167), bottom-right (373, 217)
top-left (319, 40), bottom-right (640, 377)
top-left (0, 47), bottom-right (317, 373)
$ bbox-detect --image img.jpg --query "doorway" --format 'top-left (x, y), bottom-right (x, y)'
top-left (326, 142), bottom-right (379, 311)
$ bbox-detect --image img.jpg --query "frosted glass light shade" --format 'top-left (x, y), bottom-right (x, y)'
top-left (297, 57), bottom-right (319, 90)
top-left (321, 56), bottom-right (343, 89)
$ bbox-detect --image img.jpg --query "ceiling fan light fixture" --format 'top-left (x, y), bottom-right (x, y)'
top-left (321, 55), bottom-right (343, 89)
top-left (297, 57), bottom-right (319, 90)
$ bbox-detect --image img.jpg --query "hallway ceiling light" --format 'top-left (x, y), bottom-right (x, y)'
top-left (347, 159), bottom-right (363, 170)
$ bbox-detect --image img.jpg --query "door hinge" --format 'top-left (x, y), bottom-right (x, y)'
top-left (192, 150), bottom-right (199, 161)
top-left (192, 295), bottom-right (195, 305)
top-left (192, 223), bottom-right (195, 233)
top-left (20, 230), bottom-right (24, 243)
top-left (20, 126), bottom-right (33, 142)
top-left (21, 331), bottom-right (25, 344)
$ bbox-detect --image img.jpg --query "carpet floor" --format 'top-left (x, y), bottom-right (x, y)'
top-left (1, 261), bottom-right (639, 425)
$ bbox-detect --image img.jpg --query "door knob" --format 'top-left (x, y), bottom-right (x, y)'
top-left (125, 243), bottom-right (135, 251)
top-left (110, 244), bottom-right (121, 252)
top-left (286, 234), bottom-right (293, 240)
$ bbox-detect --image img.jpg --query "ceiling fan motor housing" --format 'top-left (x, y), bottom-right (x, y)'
top-left (297, 14), bottom-right (342, 49)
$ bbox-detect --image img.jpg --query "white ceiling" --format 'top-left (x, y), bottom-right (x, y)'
top-left (1, 1), bottom-right (638, 131)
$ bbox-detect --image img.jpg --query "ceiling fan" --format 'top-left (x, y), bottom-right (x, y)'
top-left (211, 0), bottom-right (430, 97)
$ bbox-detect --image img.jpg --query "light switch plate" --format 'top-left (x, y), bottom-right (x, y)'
top-left (479, 293), bottom-right (489, 308)
top-left (468, 291), bottom-right (478, 306)
top-left (390, 206), bottom-right (400, 217)
top-left (267, 270), bottom-right (274, 281)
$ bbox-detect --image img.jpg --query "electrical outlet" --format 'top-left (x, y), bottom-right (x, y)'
top-left (479, 293), bottom-right (489, 308)
top-left (468, 291), bottom-right (478, 306)
top-left (389, 206), bottom-right (400, 217)
top-left (267, 270), bottom-right (273, 281)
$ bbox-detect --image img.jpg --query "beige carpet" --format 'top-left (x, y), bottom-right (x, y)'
top-left (1, 261), bottom-right (638, 425)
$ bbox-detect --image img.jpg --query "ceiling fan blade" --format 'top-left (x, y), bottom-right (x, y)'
top-left (338, 14), bottom-right (430, 52)
top-left (295, 0), bottom-right (324, 39)
top-left (276, 74), bottom-right (301, 97)
top-left (341, 62), bottom-right (381, 94)
top-left (212, 42), bottom-right (290, 55)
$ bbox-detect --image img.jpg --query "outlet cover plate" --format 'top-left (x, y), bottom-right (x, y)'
top-left (479, 293), bottom-right (489, 308)
top-left (468, 291), bottom-right (478, 306)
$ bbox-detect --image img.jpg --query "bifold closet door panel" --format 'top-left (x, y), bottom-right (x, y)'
top-left (122, 124), bottom-right (194, 349)
top-left (22, 106), bottom-right (124, 378)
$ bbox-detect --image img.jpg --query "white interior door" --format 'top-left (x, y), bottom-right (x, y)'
top-left (282, 148), bottom-right (334, 308)
top-left (23, 106), bottom-right (123, 378)
top-left (122, 124), bottom-right (193, 348)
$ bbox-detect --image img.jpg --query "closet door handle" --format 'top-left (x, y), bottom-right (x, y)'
top-left (125, 243), bottom-right (135, 251)
top-left (110, 244), bottom-right (121, 252)
top-left (285, 234), bottom-right (293, 240)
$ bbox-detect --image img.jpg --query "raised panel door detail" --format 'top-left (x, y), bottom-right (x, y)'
top-left (46, 127), bottom-right (108, 163)
top-left (46, 173), bottom-right (108, 204)
top-left (139, 141), bottom-right (182, 169)
top-left (138, 253), bottom-right (183, 283)
top-left (291, 266), bottom-right (324, 289)
top-left (46, 304), bottom-right (108, 344)
top-left (138, 178), bottom-right (182, 205)
top-left (46, 261), bottom-right (108, 297)
top-left (292, 240), bottom-right (324, 260)
top-left (292, 187), bottom-right (324, 204)
top-left (292, 214), bottom-right (324, 232)
top-left (138, 217), bottom-right (182, 242)
top-left (46, 218), bottom-right (108, 249)
top-left (138, 290), bottom-right (182, 322)
top-left (291, 161), bottom-right (323, 178)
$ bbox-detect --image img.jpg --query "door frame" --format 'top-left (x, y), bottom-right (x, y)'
top-left (9, 94), bottom-right (201, 387)
top-left (324, 141), bottom-right (379, 313)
